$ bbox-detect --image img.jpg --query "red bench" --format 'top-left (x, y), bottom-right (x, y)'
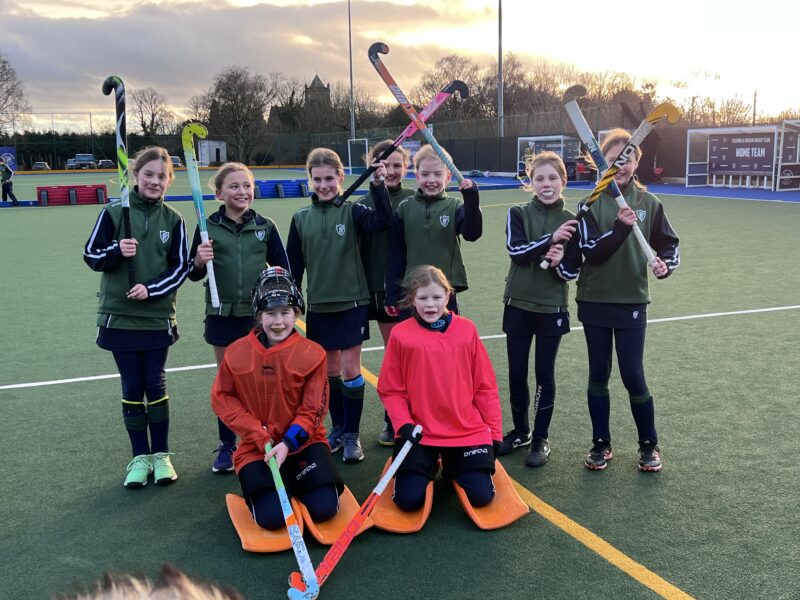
top-left (37, 184), bottom-right (108, 206)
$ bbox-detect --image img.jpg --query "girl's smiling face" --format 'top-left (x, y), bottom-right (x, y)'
top-left (310, 165), bottom-right (344, 202)
top-left (135, 159), bottom-right (170, 200)
top-left (383, 150), bottom-right (408, 189)
top-left (532, 163), bottom-right (564, 204)
top-left (415, 157), bottom-right (450, 197)
top-left (604, 141), bottom-right (639, 187)
top-left (216, 170), bottom-right (254, 220)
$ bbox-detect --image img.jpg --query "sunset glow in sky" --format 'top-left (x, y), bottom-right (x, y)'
top-left (2, 0), bottom-right (798, 130)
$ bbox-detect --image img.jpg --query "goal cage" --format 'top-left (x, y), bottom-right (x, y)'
top-left (347, 138), bottom-right (369, 175)
top-left (516, 135), bottom-right (583, 179)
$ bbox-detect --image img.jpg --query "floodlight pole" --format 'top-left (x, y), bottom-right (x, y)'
top-left (348, 0), bottom-right (356, 141)
top-left (497, 0), bottom-right (504, 139)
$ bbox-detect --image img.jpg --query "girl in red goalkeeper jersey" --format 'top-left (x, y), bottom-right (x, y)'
top-left (211, 267), bottom-right (344, 529)
top-left (376, 265), bottom-right (503, 512)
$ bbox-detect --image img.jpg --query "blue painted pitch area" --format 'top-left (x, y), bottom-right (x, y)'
top-left (646, 183), bottom-right (800, 203)
top-left (4, 171), bottom-right (800, 206)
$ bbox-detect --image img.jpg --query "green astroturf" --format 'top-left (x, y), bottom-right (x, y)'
top-left (0, 188), bottom-right (798, 599)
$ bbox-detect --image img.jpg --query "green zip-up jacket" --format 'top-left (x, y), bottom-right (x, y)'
top-left (286, 185), bottom-right (392, 312)
top-left (503, 197), bottom-right (576, 312)
top-left (358, 183), bottom-right (415, 293)
top-left (570, 182), bottom-right (680, 304)
top-left (83, 188), bottom-right (190, 329)
top-left (385, 186), bottom-right (482, 306)
top-left (188, 207), bottom-right (289, 316)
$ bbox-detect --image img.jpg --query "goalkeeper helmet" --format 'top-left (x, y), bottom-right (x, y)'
top-left (251, 267), bottom-right (305, 315)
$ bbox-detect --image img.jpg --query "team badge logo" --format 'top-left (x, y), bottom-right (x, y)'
top-left (336, 224), bottom-right (346, 236)
top-left (636, 210), bottom-right (647, 222)
top-left (159, 230), bottom-right (170, 243)
top-left (255, 230), bottom-right (265, 241)
top-left (557, 318), bottom-right (563, 327)
top-left (632, 310), bottom-right (640, 320)
top-left (439, 215), bottom-right (450, 227)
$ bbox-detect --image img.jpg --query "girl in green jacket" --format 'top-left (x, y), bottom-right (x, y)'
top-left (189, 162), bottom-right (289, 473)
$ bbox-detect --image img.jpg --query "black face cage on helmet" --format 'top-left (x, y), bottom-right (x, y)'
top-left (251, 267), bottom-right (305, 315)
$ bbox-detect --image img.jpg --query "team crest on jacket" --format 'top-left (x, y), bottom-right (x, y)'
top-left (636, 210), bottom-right (647, 222)
top-left (159, 230), bottom-right (170, 243)
top-left (255, 230), bottom-right (265, 241)
top-left (336, 224), bottom-right (346, 236)
top-left (439, 215), bottom-right (450, 227)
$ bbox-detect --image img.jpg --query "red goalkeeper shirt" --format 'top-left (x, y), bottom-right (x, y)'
top-left (211, 330), bottom-right (329, 472)
top-left (377, 314), bottom-right (503, 447)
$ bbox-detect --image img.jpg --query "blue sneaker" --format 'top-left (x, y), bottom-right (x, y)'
top-left (327, 425), bottom-right (345, 453)
top-left (212, 441), bottom-right (236, 473)
top-left (342, 433), bottom-right (364, 463)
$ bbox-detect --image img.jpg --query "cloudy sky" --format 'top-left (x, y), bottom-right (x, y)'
top-left (2, 0), bottom-right (799, 131)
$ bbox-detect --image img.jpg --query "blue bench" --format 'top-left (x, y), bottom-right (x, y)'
top-left (254, 179), bottom-right (308, 199)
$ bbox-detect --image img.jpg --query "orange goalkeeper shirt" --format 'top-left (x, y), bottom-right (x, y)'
top-left (211, 330), bottom-right (329, 472)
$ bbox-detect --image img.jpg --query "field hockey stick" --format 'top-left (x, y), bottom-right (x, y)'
top-left (369, 42), bottom-right (464, 183)
top-left (538, 85), bottom-right (591, 269)
top-left (335, 80), bottom-right (468, 207)
top-left (102, 75), bottom-right (135, 288)
top-left (583, 102), bottom-right (681, 205)
top-left (564, 101), bottom-right (657, 267)
top-left (182, 122), bottom-right (220, 308)
top-left (540, 98), bottom-right (679, 269)
top-left (264, 441), bottom-right (320, 600)
top-left (288, 425), bottom-right (423, 596)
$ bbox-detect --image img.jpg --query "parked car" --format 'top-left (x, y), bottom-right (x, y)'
top-left (170, 156), bottom-right (183, 168)
top-left (97, 159), bottom-right (114, 169)
top-left (73, 154), bottom-right (97, 169)
top-left (32, 161), bottom-right (51, 170)
top-left (66, 159), bottom-right (76, 170)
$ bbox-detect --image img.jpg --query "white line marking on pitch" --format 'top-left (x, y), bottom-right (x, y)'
top-left (1, 305), bottom-right (797, 390)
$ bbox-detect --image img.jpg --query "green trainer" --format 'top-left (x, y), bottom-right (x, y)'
top-left (152, 452), bottom-right (178, 485)
top-left (124, 454), bottom-right (153, 489)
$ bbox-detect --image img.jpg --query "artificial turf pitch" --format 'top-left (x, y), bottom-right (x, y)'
top-left (0, 179), bottom-right (798, 599)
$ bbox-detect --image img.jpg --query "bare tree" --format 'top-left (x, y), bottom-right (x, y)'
top-left (187, 93), bottom-right (211, 124)
top-left (411, 55), bottom-right (485, 121)
top-left (0, 52), bottom-right (32, 135)
top-left (131, 87), bottom-right (176, 136)
top-left (205, 66), bottom-right (283, 162)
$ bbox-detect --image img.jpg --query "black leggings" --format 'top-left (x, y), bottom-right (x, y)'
top-left (583, 325), bottom-right (655, 442)
top-left (583, 325), bottom-right (647, 396)
top-left (506, 334), bottom-right (561, 438)
top-left (112, 348), bottom-right (169, 401)
top-left (249, 485), bottom-right (340, 530)
top-left (394, 469), bottom-right (494, 511)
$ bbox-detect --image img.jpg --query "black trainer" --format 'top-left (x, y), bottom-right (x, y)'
top-left (584, 438), bottom-right (613, 470)
top-left (638, 440), bottom-right (662, 472)
top-left (524, 437), bottom-right (551, 467)
top-left (496, 429), bottom-right (533, 456)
